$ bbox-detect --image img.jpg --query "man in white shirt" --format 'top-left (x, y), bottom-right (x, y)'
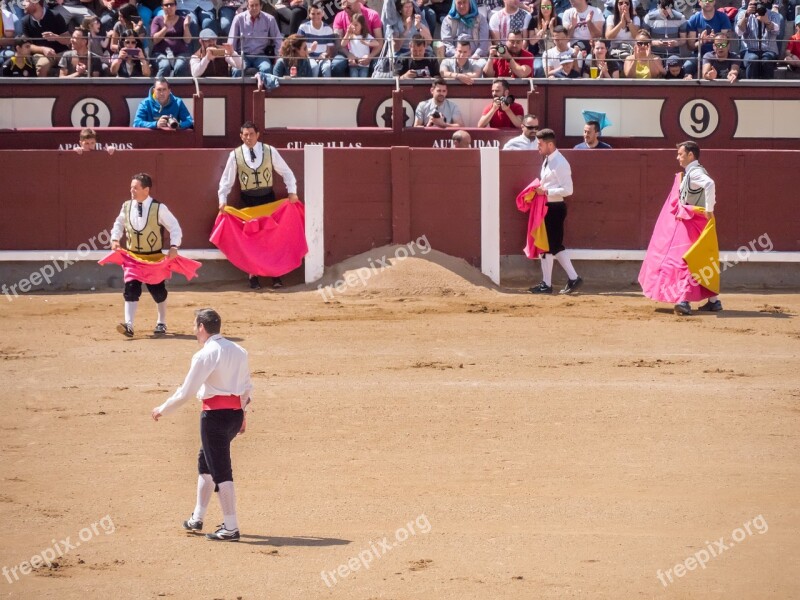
top-left (562, 0), bottom-right (604, 44)
top-left (488, 0), bottom-right (531, 44)
top-left (218, 120), bottom-right (299, 289)
top-left (152, 308), bottom-right (253, 542)
top-left (110, 172), bottom-right (183, 337)
top-left (414, 77), bottom-right (464, 128)
top-left (529, 128), bottom-right (583, 295)
top-left (503, 113), bottom-right (539, 150)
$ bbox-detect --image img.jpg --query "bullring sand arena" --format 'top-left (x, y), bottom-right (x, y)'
top-left (1, 247), bottom-right (798, 599)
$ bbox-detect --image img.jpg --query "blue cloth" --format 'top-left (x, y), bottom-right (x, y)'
top-left (581, 110), bottom-right (611, 131)
top-left (133, 86), bottom-right (194, 129)
top-left (255, 72), bottom-right (281, 89)
top-left (448, 0), bottom-right (479, 29)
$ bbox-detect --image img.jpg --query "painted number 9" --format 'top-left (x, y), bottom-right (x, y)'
top-left (679, 99), bottom-right (718, 139)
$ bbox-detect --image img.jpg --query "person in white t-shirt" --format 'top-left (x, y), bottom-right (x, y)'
top-left (604, 0), bottom-right (640, 55)
top-left (489, 0), bottom-right (531, 44)
top-left (341, 12), bottom-right (379, 77)
top-left (562, 0), bottom-right (603, 43)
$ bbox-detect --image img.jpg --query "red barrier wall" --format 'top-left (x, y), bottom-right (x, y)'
top-left (1, 149), bottom-right (797, 265)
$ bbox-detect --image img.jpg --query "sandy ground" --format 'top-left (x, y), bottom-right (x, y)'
top-left (1, 250), bottom-right (799, 600)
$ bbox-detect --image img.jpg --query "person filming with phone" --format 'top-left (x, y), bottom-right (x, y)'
top-left (191, 28), bottom-right (242, 77)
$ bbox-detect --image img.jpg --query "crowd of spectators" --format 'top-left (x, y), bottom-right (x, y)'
top-left (1, 0), bottom-right (798, 78)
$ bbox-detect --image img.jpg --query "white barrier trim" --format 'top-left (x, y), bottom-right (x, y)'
top-left (304, 144), bottom-right (325, 284)
top-left (2, 250), bottom-right (798, 263)
top-left (480, 146), bottom-right (500, 285)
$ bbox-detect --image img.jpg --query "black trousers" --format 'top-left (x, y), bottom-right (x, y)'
top-left (240, 189), bottom-right (276, 208)
top-left (123, 280), bottom-right (167, 303)
top-left (198, 409), bottom-right (244, 485)
top-left (544, 201), bottom-right (567, 255)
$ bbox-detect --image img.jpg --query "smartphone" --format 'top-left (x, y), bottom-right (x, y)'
top-left (126, 48), bottom-right (140, 58)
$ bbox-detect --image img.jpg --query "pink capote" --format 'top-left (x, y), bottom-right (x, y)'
top-left (98, 250), bottom-right (202, 284)
top-left (515, 178), bottom-right (549, 259)
top-left (210, 200), bottom-right (308, 277)
top-left (638, 174), bottom-right (716, 303)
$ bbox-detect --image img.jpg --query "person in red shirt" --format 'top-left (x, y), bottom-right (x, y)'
top-left (482, 29), bottom-right (532, 78)
top-left (786, 16), bottom-right (800, 72)
top-left (477, 78), bottom-right (524, 129)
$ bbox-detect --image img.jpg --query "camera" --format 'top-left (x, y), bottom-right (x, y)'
top-left (431, 110), bottom-right (441, 119)
top-left (166, 116), bottom-right (179, 130)
top-left (500, 95), bottom-right (515, 106)
top-left (755, 2), bottom-right (766, 15)
top-left (494, 43), bottom-right (507, 56)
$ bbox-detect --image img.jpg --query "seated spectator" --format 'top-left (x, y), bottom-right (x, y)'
top-left (274, 33), bottom-right (313, 76)
top-left (270, 0), bottom-right (310, 36)
top-left (298, 2), bottom-right (336, 76)
top-left (1, 3), bottom-right (17, 55)
top-left (2, 36), bottom-right (36, 77)
top-left (440, 36), bottom-right (483, 82)
top-left (527, 0), bottom-right (562, 76)
top-left (341, 13), bottom-right (379, 76)
top-left (489, 0), bottom-right (532, 47)
top-left (394, 0), bottom-right (432, 54)
top-left (574, 120), bottom-right (611, 148)
top-left (477, 78), bottom-right (524, 128)
top-left (151, 0), bottom-right (192, 77)
top-left (605, 0), bottom-right (640, 58)
top-left (440, 0), bottom-right (489, 64)
top-left (110, 28), bottom-right (152, 76)
top-left (395, 33), bottom-right (440, 77)
top-left (701, 32), bottom-right (740, 82)
top-left (190, 28), bottom-right (241, 76)
top-left (59, 28), bottom-right (108, 77)
top-left (582, 38), bottom-right (621, 77)
top-left (74, 127), bottom-right (116, 154)
top-left (451, 129), bottom-right (472, 147)
top-left (137, 0), bottom-right (164, 42)
top-left (51, 0), bottom-right (96, 31)
top-left (684, 0), bottom-right (731, 77)
top-left (736, 0), bottom-right (781, 79)
top-left (642, 0), bottom-right (687, 60)
top-left (562, 0), bottom-right (604, 45)
top-left (663, 53), bottom-right (688, 77)
top-left (623, 31), bottom-right (665, 77)
top-left (786, 15), bottom-right (800, 71)
top-left (331, 0), bottom-right (383, 77)
top-left (109, 4), bottom-right (145, 55)
top-left (81, 15), bottom-right (111, 59)
top-left (133, 76), bottom-right (194, 129)
top-left (475, 0), bottom-right (502, 21)
top-left (542, 24), bottom-right (578, 77)
top-left (483, 29), bottom-right (533, 77)
top-left (571, 38), bottom-right (589, 71)
top-left (228, 0), bottom-right (283, 77)
top-left (503, 113), bottom-right (539, 150)
top-left (22, 0), bottom-right (70, 77)
top-left (414, 77), bottom-right (464, 128)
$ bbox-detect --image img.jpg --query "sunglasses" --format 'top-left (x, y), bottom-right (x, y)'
top-left (636, 40), bottom-right (651, 46)
top-left (714, 42), bottom-right (728, 48)
top-left (523, 124), bottom-right (538, 130)
top-left (124, 40), bottom-right (137, 44)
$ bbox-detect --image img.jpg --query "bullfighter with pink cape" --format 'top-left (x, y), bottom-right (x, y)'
top-left (639, 142), bottom-right (722, 316)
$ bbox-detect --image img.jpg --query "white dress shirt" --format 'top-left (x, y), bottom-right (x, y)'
top-left (503, 134), bottom-right (537, 150)
top-left (218, 143), bottom-right (298, 207)
top-left (539, 149), bottom-right (573, 201)
top-left (682, 159), bottom-right (716, 213)
top-left (157, 334), bottom-right (253, 416)
top-left (111, 196), bottom-right (183, 248)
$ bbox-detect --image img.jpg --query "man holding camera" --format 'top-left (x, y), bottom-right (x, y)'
top-left (478, 78), bottom-right (524, 129)
top-left (395, 34), bottom-right (440, 78)
top-left (190, 28), bottom-right (242, 77)
top-left (482, 29), bottom-right (532, 78)
top-left (414, 77), bottom-right (464, 128)
top-left (133, 76), bottom-right (194, 130)
top-left (736, 0), bottom-right (780, 79)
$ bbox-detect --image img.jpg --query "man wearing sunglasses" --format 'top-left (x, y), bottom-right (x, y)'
top-left (503, 114), bottom-right (540, 150)
top-left (684, 0), bottom-right (731, 77)
top-left (701, 32), bottom-right (740, 81)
